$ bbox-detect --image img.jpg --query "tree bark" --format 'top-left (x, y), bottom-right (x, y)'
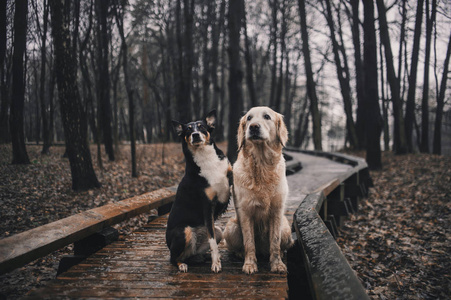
top-left (420, 0), bottom-right (436, 153)
top-left (217, 1), bottom-right (227, 142)
top-left (201, 0), bottom-right (213, 117)
top-left (175, 0), bottom-right (194, 123)
top-left (38, 0), bottom-right (51, 154)
top-left (269, 0), bottom-right (278, 109)
top-left (95, 0), bottom-right (114, 161)
top-left (363, 0), bottom-right (382, 170)
top-left (397, 0), bottom-right (407, 86)
top-left (432, 33), bottom-right (451, 155)
top-left (294, 94), bottom-right (309, 148)
top-left (0, 0), bottom-right (9, 143)
top-left (114, 3), bottom-right (137, 177)
top-left (405, 0), bottom-right (424, 152)
top-left (323, 0), bottom-right (358, 149)
top-left (376, 0), bottom-right (407, 154)
top-left (50, 0), bottom-right (100, 191)
top-left (274, 0), bottom-right (287, 113)
top-left (243, 1), bottom-right (257, 108)
top-left (227, 0), bottom-right (244, 163)
top-left (349, 0), bottom-right (365, 150)
top-left (10, 0), bottom-right (30, 164)
top-left (210, 0), bottom-right (225, 120)
top-left (379, 42), bottom-right (390, 151)
top-left (298, 0), bottom-right (322, 150)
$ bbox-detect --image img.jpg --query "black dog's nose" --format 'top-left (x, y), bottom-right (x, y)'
top-left (249, 124), bottom-right (260, 133)
top-left (192, 132), bottom-right (201, 141)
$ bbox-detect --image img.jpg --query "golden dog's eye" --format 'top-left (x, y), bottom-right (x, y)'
top-left (264, 114), bottom-right (271, 120)
top-left (247, 115), bottom-right (252, 121)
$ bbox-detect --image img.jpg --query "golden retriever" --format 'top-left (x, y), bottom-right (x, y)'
top-left (224, 106), bottom-right (294, 274)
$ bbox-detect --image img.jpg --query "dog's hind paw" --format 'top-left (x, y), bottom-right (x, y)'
top-left (270, 260), bottom-right (287, 274)
top-left (178, 263), bottom-right (188, 272)
top-left (242, 262), bottom-right (258, 274)
top-left (211, 260), bottom-right (222, 273)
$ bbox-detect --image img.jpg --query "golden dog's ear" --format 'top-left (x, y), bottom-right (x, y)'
top-left (237, 115), bottom-right (247, 151)
top-left (276, 113), bottom-right (288, 147)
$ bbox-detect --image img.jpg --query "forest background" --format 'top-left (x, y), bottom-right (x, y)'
top-left (0, 0), bottom-right (450, 190)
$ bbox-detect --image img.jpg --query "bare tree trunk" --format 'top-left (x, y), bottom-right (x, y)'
top-left (95, 0), bottom-right (114, 161)
top-left (201, 0), bottom-right (214, 117)
top-left (50, 0), bottom-right (100, 190)
top-left (33, 55), bottom-right (41, 145)
top-left (175, 0), bottom-right (194, 122)
top-left (217, 4), bottom-right (227, 142)
top-left (284, 55), bottom-right (296, 138)
top-left (405, 0), bottom-right (424, 152)
top-left (227, 0), bottom-right (244, 163)
top-left (243, 1), bottom-right (257, 107)
top-left (376, 0), bottom-right (407, 154)
top-left (269, 0), bottom-right (278, 109)
top-left (379, 42), bottom-right (390, 151)
top-left (363, 0), bottom-right (382, 170)
top-left (432, 33), bottom-right (451, 155)
top-left (294, 94), bottom-right (309, 148)
top-left (397, 0), bottom-right (407, 86)
top-left (48, 59), bottom-right (55, 144)
top-left (161, 24), bottom-right (174, 142)
top-left (10, 0), bottom-right (30, 164)
top-left (210, 0), bottom-right (225, 119)
top-left (115, 4), bottom-right (137, 177)
top-left (37, 0), bottom-right (51, 154)
top-left (274, 0), bottom-right (287, 113)
top-left (298, 0), bottom-right (322, 150)
top-left (420, 0), bottom-right (436, 153)
top-left (323, 0), bottom-right (358, 149)
top-left (349, 0), bottom-right (365, 150)
top-left (0, 0), bottom-right (8, 143)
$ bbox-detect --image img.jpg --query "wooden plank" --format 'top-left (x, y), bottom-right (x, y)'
top-left (0, 186), bottom-right (176, 275)
top-left (27, 285), bottom-right (287, 299)
top-left (24, 210), bottom-right (289, 299)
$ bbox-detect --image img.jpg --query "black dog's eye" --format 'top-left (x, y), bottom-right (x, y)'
top-left (247, 115), bottom-right (252, 121)
top-left (264, 114), bottom-right (271, 120)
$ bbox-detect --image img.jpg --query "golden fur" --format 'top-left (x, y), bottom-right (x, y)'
top-left (224, 106), bottom-right (294, 274)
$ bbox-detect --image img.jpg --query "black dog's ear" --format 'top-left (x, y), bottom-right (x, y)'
top-left (205, 110), bottom-right (216, 129)
top-left (172, 120), bottom-right (185, 136)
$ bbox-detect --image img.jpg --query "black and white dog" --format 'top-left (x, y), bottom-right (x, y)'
top-left (166, 110), bottom-right (231, 273)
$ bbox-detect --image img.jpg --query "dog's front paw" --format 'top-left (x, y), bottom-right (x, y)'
top-left (211, 260), bottom-right (222, 273)
top-left (242, 261), bottom-right (258, 274)
top-left (270, 260), bottom-right (287, 274)
top-left (178, 263), bottom-right (188, 272)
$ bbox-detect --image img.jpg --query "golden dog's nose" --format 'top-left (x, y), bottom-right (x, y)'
top-left (249, 124), bottom-right (260, 131)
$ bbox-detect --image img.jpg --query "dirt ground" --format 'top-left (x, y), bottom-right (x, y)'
top-left (0, 144), bottom-right (450, 299)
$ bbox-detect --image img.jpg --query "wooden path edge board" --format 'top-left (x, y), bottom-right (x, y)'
top-left (291, 192), bottom-right (370, 300)
top-left (0, 186), bottom-right (177, 275)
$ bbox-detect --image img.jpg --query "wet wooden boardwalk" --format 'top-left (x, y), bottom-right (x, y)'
top-left (25, 151), bottom-right (355, 299)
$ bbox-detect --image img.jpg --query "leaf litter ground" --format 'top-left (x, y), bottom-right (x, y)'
top-left (0, 145), bottom-right (450, 299)
top-left (337, 151), bottom-right (450, 299)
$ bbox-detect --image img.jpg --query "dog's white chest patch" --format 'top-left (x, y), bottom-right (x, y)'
top-left (193, 145), bottom-right (229, 203)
